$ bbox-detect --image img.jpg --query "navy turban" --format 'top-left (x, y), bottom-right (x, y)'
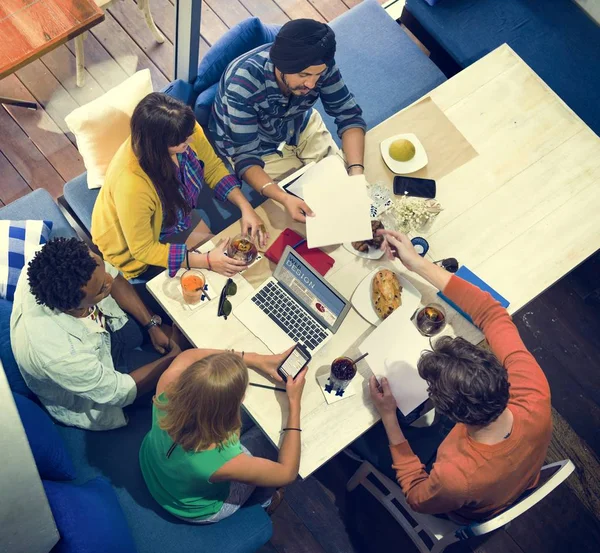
top-left (270, 19), bottom-right (336, 74)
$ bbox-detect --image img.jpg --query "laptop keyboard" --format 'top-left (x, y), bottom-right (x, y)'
top-left (251, 281), bottom-right (328, 351)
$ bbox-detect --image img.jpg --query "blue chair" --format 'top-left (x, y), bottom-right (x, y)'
top-left (0, 192), bottom-right (273, 552)
top-left (61, 18), bottom-right (280, 240)
top-left (1, 188), bottom-right (78, 241)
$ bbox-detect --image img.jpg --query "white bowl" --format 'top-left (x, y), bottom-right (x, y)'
top-left (380, 133), bottom-right (428, 174)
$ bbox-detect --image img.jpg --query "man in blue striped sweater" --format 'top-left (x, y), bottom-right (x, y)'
top-left (209, 19), bottom-right (367, 239)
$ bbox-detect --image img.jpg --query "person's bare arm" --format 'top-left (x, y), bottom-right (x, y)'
top-left (341, 127), bottom-right (365, 175)
top-left (130, 352), bottom-right (180, 397)
top-left (243, 165), bottom-right (314, 223)
top-left (211, 367), bottom-right (307, 487)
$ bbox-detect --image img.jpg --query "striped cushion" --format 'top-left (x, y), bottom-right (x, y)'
top-left (0, 220), bottom-right (53, 301)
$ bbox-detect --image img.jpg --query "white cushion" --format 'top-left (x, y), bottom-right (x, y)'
top-left (65, 70), bottom-right (153, 189)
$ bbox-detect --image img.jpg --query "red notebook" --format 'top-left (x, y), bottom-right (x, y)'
top-left (265, 229), bottom-right (335, 276)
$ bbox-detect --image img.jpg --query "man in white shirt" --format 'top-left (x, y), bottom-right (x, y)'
top-left (11, 238), bottom-right (181, 430)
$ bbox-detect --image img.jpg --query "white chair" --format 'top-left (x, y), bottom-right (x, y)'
top-left (347, 458), bottom-right (575, 553)
top-left (74, 0), bottom-right (165, 87)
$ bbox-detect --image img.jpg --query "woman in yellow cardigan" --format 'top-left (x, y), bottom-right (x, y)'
top-left (92, 93), bottom-right (266, 280)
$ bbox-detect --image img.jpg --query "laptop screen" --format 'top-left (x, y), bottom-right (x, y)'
top-left (277, 249), bottom-right (346, 329)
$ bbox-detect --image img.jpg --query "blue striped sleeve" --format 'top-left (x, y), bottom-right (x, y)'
top-left (212, 93), bottom-right (265, 178)
top-left (320, 64), bottom-right (367, 138)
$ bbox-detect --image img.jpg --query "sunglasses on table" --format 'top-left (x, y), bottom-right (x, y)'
top-left (217, 278), bottom-right (238, 320)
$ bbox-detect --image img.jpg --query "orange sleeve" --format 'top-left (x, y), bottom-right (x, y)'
top-left (442, 276), bottom-right (551, 411)
top-left (390, 442), bottom-right (468, 514)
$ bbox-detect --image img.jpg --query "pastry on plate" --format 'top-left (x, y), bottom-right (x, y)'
top-left (372, 269), bottom-right (403, 320)
top-left (352, 220), bottom-right (385, 253)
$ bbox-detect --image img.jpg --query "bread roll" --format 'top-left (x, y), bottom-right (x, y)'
top-left (372, 269), bottom-right (402, 320)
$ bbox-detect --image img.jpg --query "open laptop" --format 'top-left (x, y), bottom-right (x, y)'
top-left (234, 246), bottom-right (351, 355)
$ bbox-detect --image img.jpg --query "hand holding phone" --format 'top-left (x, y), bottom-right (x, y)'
top-left (277, 343), bottom-right (311, 382)
top-left (393, 176), bottom-right (436, 199)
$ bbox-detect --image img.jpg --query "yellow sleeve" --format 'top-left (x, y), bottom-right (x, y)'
top-left (190, 123), bottom-right (231, 190)
top-left (113, 171), bottom-right (170, 268)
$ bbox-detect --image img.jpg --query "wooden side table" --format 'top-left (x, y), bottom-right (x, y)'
top-left (73, 0), bottom-right (165, 87)
top-left (0, 0), bottom-right (104, 108)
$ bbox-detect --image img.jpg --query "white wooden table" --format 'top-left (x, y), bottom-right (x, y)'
top-left (147, 45), bottom-right (600, 478)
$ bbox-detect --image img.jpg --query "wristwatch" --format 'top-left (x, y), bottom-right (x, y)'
top-left (143, 314), bottom-right (162, 331)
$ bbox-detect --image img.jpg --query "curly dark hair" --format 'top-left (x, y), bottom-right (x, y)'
top-left (27, 238), bottom-right (98, 311)
top-left (417, 336), bottom-right (510, 426)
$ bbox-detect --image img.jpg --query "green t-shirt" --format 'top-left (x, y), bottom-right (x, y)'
top-left (139, 393), bottom-right (243, 519)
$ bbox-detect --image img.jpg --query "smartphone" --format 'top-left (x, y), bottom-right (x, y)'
top-left (393, 176), bottom-right (436, 199)
top-left (277, 344), bottom-right (311, 382)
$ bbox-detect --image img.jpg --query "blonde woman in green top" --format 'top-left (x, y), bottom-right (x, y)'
top-left (139, 347), bottom-right (307, 523)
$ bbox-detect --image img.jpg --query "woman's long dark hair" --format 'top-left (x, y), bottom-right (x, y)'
top-left (131, 92), bottom-right (196, 227)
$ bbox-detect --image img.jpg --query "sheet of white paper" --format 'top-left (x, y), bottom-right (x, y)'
top-left (303, 158), bottom-right (372, 248)
top-left (359, 308), bottom-right (430, 415)
top-left (277, 161), bottom-right (316, 200)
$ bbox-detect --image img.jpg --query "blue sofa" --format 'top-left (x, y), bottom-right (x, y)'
top-left (0, 190), bottom-right (272, 553)
top-left (62, 0), bottom-right (446, 240)
top-left (402, 0), bottom-right (600, 136)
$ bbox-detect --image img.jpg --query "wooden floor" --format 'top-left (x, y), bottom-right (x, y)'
top-left (2, 1), bottom-right (599, 552)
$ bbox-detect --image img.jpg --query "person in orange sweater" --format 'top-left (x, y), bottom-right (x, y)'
top-left (367, 230), bottom-right (552, 521)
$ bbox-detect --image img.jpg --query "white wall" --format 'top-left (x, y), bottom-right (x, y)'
top-left (0, 363), bottom-right (59, 553)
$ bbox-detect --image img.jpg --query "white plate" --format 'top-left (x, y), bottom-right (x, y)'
top-left (343, 242), bottom-right (385, 260)
top-left (380, 133), bottom-right (428, 174)
top-left (352, 267), bottom-right (422, 326)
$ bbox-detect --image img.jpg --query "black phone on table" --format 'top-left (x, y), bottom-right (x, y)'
top-left (277, 343), bottom-right (311, 382)
top-left (393, 175), bottom-right (436, 199)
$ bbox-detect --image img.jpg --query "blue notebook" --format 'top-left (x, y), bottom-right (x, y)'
top-left (437, 266), bottom-right (509, 325)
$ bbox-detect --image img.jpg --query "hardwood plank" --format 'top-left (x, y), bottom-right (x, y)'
top-left (108, 0), bottom-right (173, 80)
top-left (65, 33), bottom-right (129, 92)
top-left (164, 1), bottom-right (231, 46)
top-left (0, 108), bottom-right (64, 199)
top-left (0, 149), bottom-right (32, 206)
top-left (305, 0), bottom-right (348, 21)
top-left (273, 0), bottom-right (326, 22)
top-left (545, 273), bottom-right (600, 358)
top-left (546, 408), bottom-right (600, 521)
top-left (204, 0), bottom-right (252, 29)
top-left (89, 9), bottom-right (169, 89)
top-left (469, 530), bottom-right (525, 553)
top-left (515, 302), bottom-right (600, 454)
top-left (505, 480), bottom-right (600, 553)
top-left (138, 0), bottom-right (210, 60)
top-left (270, 499), bottom-right (328, 553)
top-left (285, 476), bottom-right (357, 553)
top-left (198, 3), bottom-right (231, 44)
top-left (238, 0), bottom-right (290, 24)
top-left (39, 44), bottom-right (106, 106)
top-left (141, 0), bottom-right (175, 43)
top-left (14, 59), bottom-right (80, 141)
top-left (0, 75), bottom-right (84, 182)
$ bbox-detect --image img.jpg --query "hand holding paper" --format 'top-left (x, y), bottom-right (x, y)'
top-left (302, 157), bottom-right (372, 248)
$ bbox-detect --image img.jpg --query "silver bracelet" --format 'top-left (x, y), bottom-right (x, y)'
top-left (260, 182), bottom-right (275, 196)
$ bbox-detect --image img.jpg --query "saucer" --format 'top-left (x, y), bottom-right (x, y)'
top-left (380, 133), bottom-right (428, 174)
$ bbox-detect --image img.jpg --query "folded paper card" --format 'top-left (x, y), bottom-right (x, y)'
top-left (359, 305), bottom-right (430, 415)
top-left (303, 157), bottom-right (372, 248)
top-left (438, 266), bottom-right (509, 324)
